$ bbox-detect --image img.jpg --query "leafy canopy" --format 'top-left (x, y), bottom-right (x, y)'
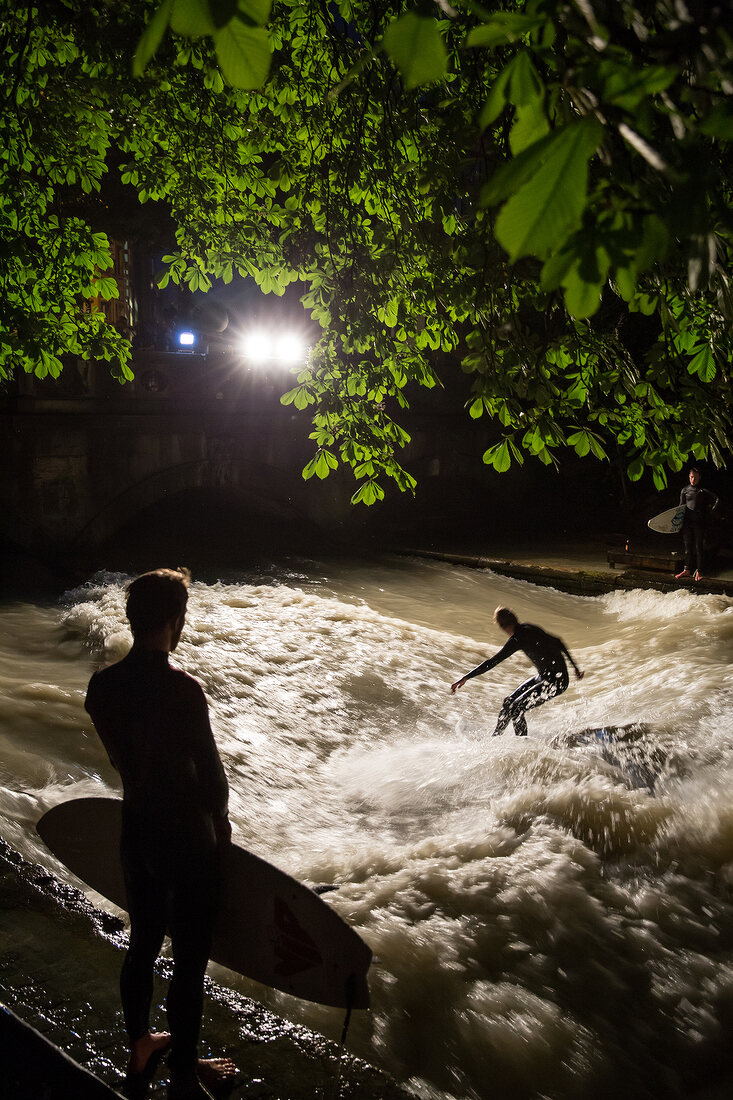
top-left (2, 0), bottom-right (733, 500)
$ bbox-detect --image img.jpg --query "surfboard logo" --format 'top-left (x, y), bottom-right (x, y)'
top-left (272, 896), bottom-right (323, 976)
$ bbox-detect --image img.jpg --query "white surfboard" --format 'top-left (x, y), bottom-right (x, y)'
top-left (37, 798), bottom-right (371, 1010)
top-left (648, 505), bottom-right (685, 534)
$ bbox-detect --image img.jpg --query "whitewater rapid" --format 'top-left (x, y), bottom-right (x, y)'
top-left (2, 556), bottom-right (733, 1099)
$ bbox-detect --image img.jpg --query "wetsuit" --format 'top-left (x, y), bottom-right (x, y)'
top-left (680, 483), bottom-right (718, 575)
top-left (85, 648), bottom-right (229, 1075)
top-left (464, 623), bottom-right (577, 736)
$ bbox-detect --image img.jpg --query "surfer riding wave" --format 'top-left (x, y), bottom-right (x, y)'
top-left (451, 606), bottom-right (584, 737)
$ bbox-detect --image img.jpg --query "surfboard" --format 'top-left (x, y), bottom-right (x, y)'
top-left (648, 505), bottom-right (685, 534)
top-left (551, 725), bottom-right (664, 791)
top-left (36, 798), bottom-right (371, 1010)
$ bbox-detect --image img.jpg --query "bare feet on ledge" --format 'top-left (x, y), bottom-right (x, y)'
top-left (198, 1058), bottom-right (238, 1092)
top-left (127, 1031), bottom-right (172, 1076)
top-left (123, 1031), bottom-right (172, 1097)
top-left (168, 1059), bottom-right (239, 1100)
top-left (675, 569), bottom-right (692, 580)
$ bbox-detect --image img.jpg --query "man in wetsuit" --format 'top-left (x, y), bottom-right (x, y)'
top-left (85, 568), bottom-right (235, 1100)
top-left (450, 606), bottom-right (584, 737)
top-left (675, 467), bottom-right (719, 582)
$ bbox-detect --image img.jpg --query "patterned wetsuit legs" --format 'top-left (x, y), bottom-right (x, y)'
top-left (493, 669), bottom-right (569, 736)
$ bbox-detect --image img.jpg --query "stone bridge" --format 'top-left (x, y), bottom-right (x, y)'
top-left (2, 350), bottom-right (369, 561)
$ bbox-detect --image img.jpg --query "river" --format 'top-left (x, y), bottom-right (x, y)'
top-left (2, 554), bottom-right (733, 1099)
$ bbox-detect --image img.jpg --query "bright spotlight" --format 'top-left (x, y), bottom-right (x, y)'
top-left (178, 331), bottom-right (195, 347)
top-left (241, 330), bottom-right (272, 363)
top-left (274, 332), bottom-right (303, 364)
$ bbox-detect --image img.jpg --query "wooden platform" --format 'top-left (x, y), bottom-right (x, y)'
top-left (606, 548), bottom-right (681, 571)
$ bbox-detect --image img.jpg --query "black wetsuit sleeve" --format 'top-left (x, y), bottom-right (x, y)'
top-left (463, 635), bottom-right (520, 682)
top-left (559, 639), bottom-right (580, 674)
top-left (186, 682), bottom-right (229, 819)
top-left (84, 673), bottom-right (119, 772)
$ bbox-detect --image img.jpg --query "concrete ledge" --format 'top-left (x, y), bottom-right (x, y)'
top-left (398, 548), bottom-right (733, 598)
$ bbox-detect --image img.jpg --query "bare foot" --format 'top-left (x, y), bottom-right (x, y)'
top-left (197, 1060), bottom-right (236, 1086)
top-left (168, 1061), bottom-right (237, 1100)
top-left (198, 1058), bottom-right (238, 1092)
top-left (127, 1030), bottom-right (171, 1076)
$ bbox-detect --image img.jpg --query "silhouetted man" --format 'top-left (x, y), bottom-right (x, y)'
top-left (451, 606), bottom-right (584, 737)
top-left (85, 567), bottom-right (235, 1100)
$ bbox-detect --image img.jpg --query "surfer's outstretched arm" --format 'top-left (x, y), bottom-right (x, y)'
top-left (450, 637), bottom-right (519, 693)
top-left (560, 641), bottom-right (584, 680)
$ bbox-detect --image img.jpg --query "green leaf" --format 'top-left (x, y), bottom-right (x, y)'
top-left (351, 479), bottom-right (385, 505)
top-left (479, 62), bottom-right (514, 127)
top-left (567, 429), bottom-right (590, 457)
top-left (383, 13), bottom-right (448, 91)
top-left (563, 267), bottom-right (603, 318)
top-left (133, 0), bottom-right (174, 77)
top-left (483, 439), bottom-right (512, 472)
top-left (700, 104), bottom-right (733, 140)
top-left (171, 0), bottom-right (216, 36)
top-left (509, 97), bottom-right (549, 156)
top-left (481, 127), bottom-right (562, 206)
top-left (687, 344), bottom-right (716, 382)
top-left (614, 265), bottom-right (637, 302)
top-left (602, 64), bottom-right (676, 110)
top-left (214, 17), bottom-right (271, 88)
top-left (237, 0), bottom-right (271, 25)
top-left (588, 434), bottom-right (608, 460)
top-left (635, 215), bottom-right (669, 272)
top-left (495, 118), bottom-right (603, 262)
top-left (507, 51), bottom-right (543, 107)
top-left (540, 248), bottom-right (575, 291)
top-left (466, 13), bottom-right (546, 50)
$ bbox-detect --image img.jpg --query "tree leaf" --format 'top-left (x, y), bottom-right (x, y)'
top-left (687, 344), bottom-right (715, 382)
top-left (509, 97), bottom-right (549, 155)
top-left (495, 118), bottom-right (603, 262)
top-left (481, 127), bottom-right (560, 206)
top-left (133, 0), bottom-right (174, 76)
top-left (237, 0), bottom-right (272, 26)
top-left (483, 439), bottom-right (512, 472)
top-left (214, 17), bottom-right (271, 88)
top-left (507, 51), bottom-right (543, 107)
top-left (171, 0), bottom-right (216, 37)
top-left (700, 104), bottom-right (733, 140)
top-left (466, 13), bottom-right (546, 50)
top-left (562, 267), bottom-right (603, 318)
top-left (383, 13), bottom-right (448, 91)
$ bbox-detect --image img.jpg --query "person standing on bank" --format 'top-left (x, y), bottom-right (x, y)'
top-left (85, 568), bottom-right (236, 1100)
top-left (675, 467), bottom-right (719, 582)
top-left (450, 607), bottom-right (584, 737)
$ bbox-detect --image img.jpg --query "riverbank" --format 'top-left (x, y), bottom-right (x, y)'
top-left (397, 538), bottom-right (733, 598)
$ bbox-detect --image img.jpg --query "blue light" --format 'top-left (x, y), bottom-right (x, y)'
top-left (178, 331), bottom-right (195, 347)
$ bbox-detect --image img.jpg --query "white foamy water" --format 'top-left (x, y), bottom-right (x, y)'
top-left (2, 556), bottom-right (733, 1100)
